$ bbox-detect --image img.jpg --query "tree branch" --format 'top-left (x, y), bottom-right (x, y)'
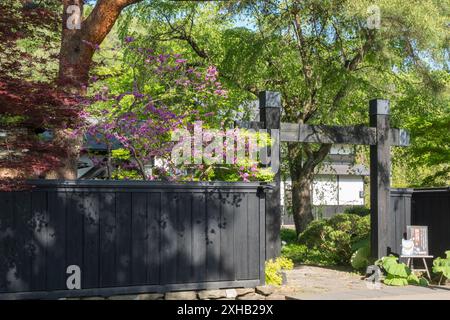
top-left (83, 0), bottom-right (143, 46)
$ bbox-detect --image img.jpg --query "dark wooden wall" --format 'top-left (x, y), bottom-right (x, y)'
top-left (0, 180), bottom-right (266, 299)
top-left (389, 189), bottom-right (413, 256)
top-left (281, 189), bottom-right (414, 257)
top-left (411, 188), bottom-right (450, 259)
top-left (386, 187), bottom-right (450, 259)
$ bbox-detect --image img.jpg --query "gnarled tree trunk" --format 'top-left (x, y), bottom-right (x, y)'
top-left (50, 0), bottom-right (142, 178)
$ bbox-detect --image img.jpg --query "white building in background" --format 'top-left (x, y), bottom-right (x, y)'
top-left (281, 144), bottom-right (369, 225)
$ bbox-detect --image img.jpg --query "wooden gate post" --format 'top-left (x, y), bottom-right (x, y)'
top-left (259, 91), bottom-right (281, 259)
top-left (369, 99), bottom-right (392, 259)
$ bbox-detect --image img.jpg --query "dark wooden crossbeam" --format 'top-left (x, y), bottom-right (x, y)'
top-left (280, 123), bottom-right (410, 146)
top-left (235, 92), bottom-right (410, 259)
top-left (280, 123), bottom-right (375, 145)
top-left (235, 121), bottom-right (410, 146)
top-left (234, 120), bottom-right (264, 130)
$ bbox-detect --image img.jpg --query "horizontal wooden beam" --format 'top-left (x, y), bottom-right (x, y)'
top-left (281, 123), bottom-right (376, 145)
top-left (390, 128), bottom-right (410, 147)
top-left (280, 123), bottom-right (409, 146)
top-left (234, 121), bottom-right (410, 146)
top-left (234, 120), bottom-right (264, 130)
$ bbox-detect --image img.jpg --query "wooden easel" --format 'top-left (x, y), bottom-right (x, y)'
top-left (401, 255), bottom-right (433, 280)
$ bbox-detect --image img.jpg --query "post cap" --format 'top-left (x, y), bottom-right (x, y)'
top-left (369, 99), bottom-right (390, 115)
top-left (259, 91), bottom-right (281, 108)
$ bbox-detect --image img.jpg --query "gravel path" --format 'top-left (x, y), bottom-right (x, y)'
top-left (274, 265), bottom-right (450, 300)
top-left (275, 265), bottom-right (370, 298)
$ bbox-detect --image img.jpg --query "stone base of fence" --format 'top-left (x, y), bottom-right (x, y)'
top-left (59, 286), bottom-right (285, 300)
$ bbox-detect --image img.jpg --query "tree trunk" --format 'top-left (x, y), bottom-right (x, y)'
top-left (291, 172), bottom-right (314, 234)
top-left (51, 0), bottom-right (142, 179)
top-left (58, 0), bottom-right (129, 90)
top-left (288, 142), bottom-right (332, 235)
top-left (58, 26), bottom-right (93, 91)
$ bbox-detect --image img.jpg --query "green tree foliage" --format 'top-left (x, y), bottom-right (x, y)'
top-left (391, 71), bottom-right (450, 187)
top-left (118, 0), bottom-right (449, 233)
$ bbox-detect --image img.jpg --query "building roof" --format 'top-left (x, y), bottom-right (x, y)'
top-left (316, 163), bottom-right (369, 176)
top-left (84, 133), bottom-right (122, 151)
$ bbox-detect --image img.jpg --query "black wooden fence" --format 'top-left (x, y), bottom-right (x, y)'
top-left (280, 187), bottom-right (443, 259)
top-left (411, 188), bottom-right (450, 259)
top-left (0, 180), bottom-right (267, 299)
top-left (388, 188), bottom-right (413, 256)
top-left (388, 187), bottom-right (450, 259)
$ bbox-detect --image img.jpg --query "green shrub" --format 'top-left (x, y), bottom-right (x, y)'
top-left (255, 167), bottom-right (275, 182)
top-left (265, 257), bottom-right (294, 286)
top-left (432, 250), bottom-right (450, 285)
top-left (111, 169), bottom-right (141, 180)
top-left (282, 243), bottom-right (353, 266)
top-left (111, 148), bottom-right (131, 161)
top-left (281, 243), bottom-right (308, 264)
top-left (377, 255), bottom-right (428, 286)
top-left (280, 228), bottom-right (298, 244)
top-left (344, 206), bottom-right (370, 217)
top-left (298, 213), bottom-right (370, 266)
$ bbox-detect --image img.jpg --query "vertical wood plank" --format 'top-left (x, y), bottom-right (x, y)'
top-left (219, 193), bottom-right (234, 281)
top-left (46, 191), bottom-right (67, 291)
top-left (191, 193), bottom-right (206, 282)
top-left (131, 192), bottom-right (147, 285)
top-left (66, 192), bottom-right (84, 288)
top-left (0, 192), bottom-right (14, 292)
top-left (391, 195), bottom-right (400, 255)
top-left (405, 194), bottom-right (411, 227)
top-left (176, 193), bottom-right (192, 283)
top-left (147, 193), bottom-right (160, 285)
top-left (11, 192), bottom-right (32, 292)
top-left (247, 193), bottom-right (259, 279)
top-left (115, 192), bottom-right (132, 286)
top-left (99, 192), bottom-right (116, 288)
top-left (30, 191), bottom-right (48, 291)
top-left (160, 192), bottom-right (177, 284)
top-left (83, 192), bottom-right (100, 289)
top-left (259, 189), bottom-right (266, 284)
top-left (206, 191), bottom-right (221, 281)
top-left (444, 194), bottom-right (450, 256)
top-left (234, 193), bottom-right (248, 280)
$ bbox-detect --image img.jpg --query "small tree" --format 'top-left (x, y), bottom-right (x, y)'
top-left (78, 40), bottom-right (229, 180)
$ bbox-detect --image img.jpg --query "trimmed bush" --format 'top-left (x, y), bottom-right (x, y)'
top-left (281, 243), bottom-right (308, 263)
top-left (280, 228), bottom-right (297, 244)
top-left (298, 213), bottom-right (370, 266)
top-left (344, 206), bottom-right (370, 217)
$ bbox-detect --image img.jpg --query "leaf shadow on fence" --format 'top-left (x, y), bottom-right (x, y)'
top-left (0, 183), bottom-right (262, 297)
